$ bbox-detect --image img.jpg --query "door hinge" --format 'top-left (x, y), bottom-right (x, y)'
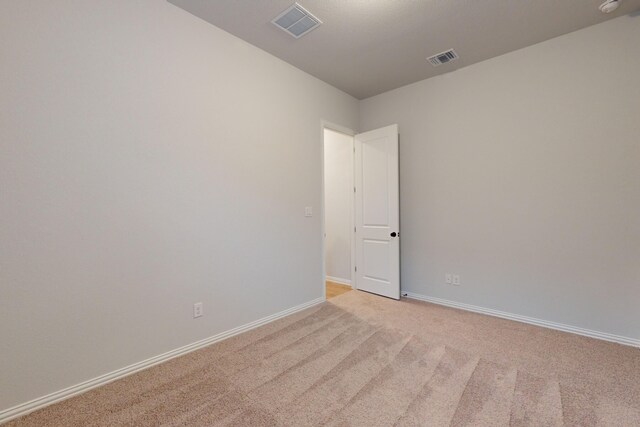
top-left (354, 186), bottom-right (356, 193)
top-left (355, 266), bottom-right (357, 272)
top-left (354, 227), bottom-right (356, 232)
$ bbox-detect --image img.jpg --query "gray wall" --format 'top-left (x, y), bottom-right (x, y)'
top-left (360, 15), bottom-right (640, 339)
top-left (0, 0), bottom-right (358, 411)
top-left (323, 129), bottom-right (353, 283)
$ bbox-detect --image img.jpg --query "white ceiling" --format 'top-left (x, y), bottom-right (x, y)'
top-left (168, 0), bottom-right (640, 99)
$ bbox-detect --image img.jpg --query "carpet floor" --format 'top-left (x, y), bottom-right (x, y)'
top-left (7, 291), bottom-right (640, 426)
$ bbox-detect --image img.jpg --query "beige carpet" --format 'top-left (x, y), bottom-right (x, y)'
top-left (7, 291), bottom-right (640, 426)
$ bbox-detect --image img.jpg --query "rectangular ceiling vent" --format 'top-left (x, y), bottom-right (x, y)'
top-left (272, 3), bottom-right (322, 39)
top-left (427, 49), bottom-right (459, 67)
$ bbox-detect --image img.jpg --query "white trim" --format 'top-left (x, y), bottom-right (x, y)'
top-left (349, 134), bottom-right (356, 290)
top-left (326, 275), bottom-right (351, 286)
top-left (404, 292), bottom-right (640, 348)
top-left (320, 120), bottom-right (355, 137)
top-left (0, 297), bottom-right (325, 424)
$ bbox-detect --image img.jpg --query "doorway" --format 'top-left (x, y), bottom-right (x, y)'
top-left (323, 126), bottom-right (355, 300)
top-left (322, 122), bottom-right (400, 301)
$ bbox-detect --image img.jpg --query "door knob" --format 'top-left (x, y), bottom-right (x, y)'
top-left (390, 232), bottom-right (397, 237)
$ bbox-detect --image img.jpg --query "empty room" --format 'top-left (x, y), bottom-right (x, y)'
top-left (1, 0), bottom-right (639, 426)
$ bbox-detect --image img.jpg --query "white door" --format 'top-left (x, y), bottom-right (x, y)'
top-left (354, 124), bottom-right (400, 300)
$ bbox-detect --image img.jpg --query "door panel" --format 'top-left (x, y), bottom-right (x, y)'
top-left (362, 239), bottom-right (391, 281)
top-left (355, 124), bottom-right (399, 300)
top-left (362, 137), bottom-right (390, 226)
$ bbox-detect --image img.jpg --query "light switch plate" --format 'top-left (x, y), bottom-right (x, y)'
top-left (193, 302), bottom-right (203, 318)
top-left (304, 206), bottom-right (313, 217)
top-left (452, 275), bottom-right (461, 286)
top-left (445, 274), bottom-right (452, 284)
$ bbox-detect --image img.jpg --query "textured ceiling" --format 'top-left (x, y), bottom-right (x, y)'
top-left (168, 0), bottom-right (640, 99)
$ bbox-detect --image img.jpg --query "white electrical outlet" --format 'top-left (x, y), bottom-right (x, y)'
top-left (452, 275), bottom-right (461, 286)
top-left (445, 274), bottom-right (452, 284)
top-left (193, 302), bottom-right (203, 318)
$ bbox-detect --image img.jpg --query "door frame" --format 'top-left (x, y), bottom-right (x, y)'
top-left (320, 120), bottom-right (357, 301)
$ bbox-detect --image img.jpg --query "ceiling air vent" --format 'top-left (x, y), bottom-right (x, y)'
top-left (272, 3), bottom-right (322, 39)
top-left (427, 49), bottom-right (459, 67)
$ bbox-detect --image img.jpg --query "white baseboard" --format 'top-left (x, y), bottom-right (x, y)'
top-left (326, 275), bottom-right (351, 286)
top-left (404, 292), bottom-right (640, 348)
top-left (0, 297), bottom-right (325, 424)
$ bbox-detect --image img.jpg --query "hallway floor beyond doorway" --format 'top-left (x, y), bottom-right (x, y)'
top-left (326, 281), bottom-right (352, 299)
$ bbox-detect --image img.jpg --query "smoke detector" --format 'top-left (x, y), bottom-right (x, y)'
top-left (272, 3), bottom-right (322, 39)
top-left (599, 0), bottom-right (620, 13)
top-left (427, 49), bottom-right (459, 67)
